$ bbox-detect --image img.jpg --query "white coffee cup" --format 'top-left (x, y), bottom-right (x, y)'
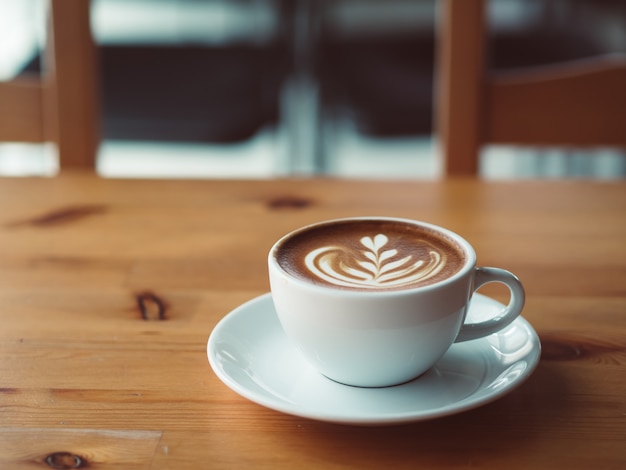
top-left (268, 217), bottom-right (525, 388)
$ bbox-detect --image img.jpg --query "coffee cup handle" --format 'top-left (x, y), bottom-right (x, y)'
top-left (454, 267), bottom-right (525, 343)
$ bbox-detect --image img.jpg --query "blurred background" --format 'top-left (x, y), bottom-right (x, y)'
top-left (0, 0), bottom-right (625, 179)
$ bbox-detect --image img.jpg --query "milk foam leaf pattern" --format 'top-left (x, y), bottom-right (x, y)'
top-left (357, 261), bottom-right (378, 274)
top-left (379, 249), bottom-right (398, 262)
top-left (304, 234), bottom-right (447, 289)
top-left (341, 263), bottom-right (373, 280)
top-left (379, 255), bottom-right (417, 275)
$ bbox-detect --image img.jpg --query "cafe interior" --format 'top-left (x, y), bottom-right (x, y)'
top-left (1, 1), bottom-right (625, 467)
top-left (0, 0), bottom-right (624, 180)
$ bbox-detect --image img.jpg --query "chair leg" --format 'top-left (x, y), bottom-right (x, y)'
top-left (44, 0), bottom-right (100, 170)
top-left (435, 0), bottom-right (486, 176)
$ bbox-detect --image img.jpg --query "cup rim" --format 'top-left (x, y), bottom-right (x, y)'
top-left (268, 216), bottom-right (477, 296)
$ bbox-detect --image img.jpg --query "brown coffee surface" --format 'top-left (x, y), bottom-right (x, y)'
top-left (276, 220), bottom-right (466, 291)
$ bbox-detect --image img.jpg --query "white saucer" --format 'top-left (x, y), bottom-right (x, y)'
top-left (208, 293), bottom-right (540, 426)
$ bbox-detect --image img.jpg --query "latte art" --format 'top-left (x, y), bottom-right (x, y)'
top-left (305, 234), bottom-right (445, 289)
top-left (274, 219), bottom-right (466, 291)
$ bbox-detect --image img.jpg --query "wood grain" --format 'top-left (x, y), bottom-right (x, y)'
top-left (0, 428), bottom-right (161, 469)
top-left (0, 0), bottom-right (99, 169)
top-left (486, 55), bottom-right (626, 146)
top-left (435, 0), bottom-right (626, 175)
top-left (0, 78), bottom-right (44, 142)
top-left (1, 174), bottom-right (625, 469)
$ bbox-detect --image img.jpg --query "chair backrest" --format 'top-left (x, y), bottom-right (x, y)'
top-left (434, 0), bottom-right (626, 176)
top-left (0, 0), bottom-right (99, 170)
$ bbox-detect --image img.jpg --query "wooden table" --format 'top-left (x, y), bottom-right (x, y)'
top-left (1, 173), bottom-right (625, 469)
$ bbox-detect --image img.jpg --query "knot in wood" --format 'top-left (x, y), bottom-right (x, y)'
top-left (267, 195), bottom-right (312, 209)
top-left (541, 338), bottom-right (582, 361)
top-left (45, 452), bottom-right (85, 469)
top-left (136, 291), bottom-right (167, 321)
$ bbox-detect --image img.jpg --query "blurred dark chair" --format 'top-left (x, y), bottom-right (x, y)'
top-left (435, 0), bottom-right (626, 175)
top-left (0, 0), bottom-right (99, 169)
top-left (101, 44), bottom-right (288, 144)
top-left (98, 2), bottom-right (290, 146)
top-left (317, 33), bottom-right (434, 137)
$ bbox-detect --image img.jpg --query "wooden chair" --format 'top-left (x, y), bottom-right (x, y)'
top-left (0, 0), bottom-right (99, 170)
top-left (435, 0), bottom-right (626, 176)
